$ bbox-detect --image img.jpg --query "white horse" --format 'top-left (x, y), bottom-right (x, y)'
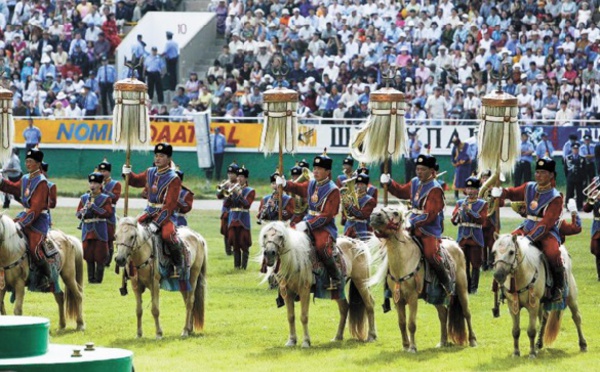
top-left (259, 221), bottom-right (377, 348)
top-left (369, 206), bottom-right (477, 352)
top-left (114, 217), bottom-right (208, 339)
top-left (0, 214), bottom-right (85, 330)
top-left (492, 234), bottom-right (587, 358)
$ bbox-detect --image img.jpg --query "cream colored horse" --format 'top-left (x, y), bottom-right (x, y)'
top-left (259, 221), bottom-right (377, 348)
top-left (492, 234), bottom-right (587, 358)
top-left (114, 217), bottom-right (208, 339)
top-left (369, 206), bottom-right (476, 352)
top-left (0, 214), bottom-right (85, 330)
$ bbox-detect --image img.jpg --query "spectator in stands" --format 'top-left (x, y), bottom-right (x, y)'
top-left (169, 99), bottom-right (184, 122)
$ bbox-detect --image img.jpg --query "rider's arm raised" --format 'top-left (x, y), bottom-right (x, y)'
top-left (500, 182), bottom-right (528, 201)
top-left (284, 180), bottom-right (309, 198)
top-left (126, 170), bottom-right (148, 188)
top-left (387, 179), bottom-right (411, 200)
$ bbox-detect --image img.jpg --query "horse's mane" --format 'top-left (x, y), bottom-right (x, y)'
top-left (259, 221), bottom-right (313, 288)
top-left (367, 235), bottom-right (388, 288)
top-left (0, 213), bottom-right (26, 255)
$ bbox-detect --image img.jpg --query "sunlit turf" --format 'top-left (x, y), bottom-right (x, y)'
top-left (3, 208), bottom-right (599, 371)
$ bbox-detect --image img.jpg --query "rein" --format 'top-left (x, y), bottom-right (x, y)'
top-left (116, 222), bottom-right (156, 270)
top-left (494, 242), bottom-right (539, 314)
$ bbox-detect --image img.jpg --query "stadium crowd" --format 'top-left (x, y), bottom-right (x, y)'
top-left (0, 0), bottom-right (176, 120)
top-left (181, 0), bottom-right (600, 124)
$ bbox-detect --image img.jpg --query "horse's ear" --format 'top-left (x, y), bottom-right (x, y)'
top-left (493, 232), bottom-right (499, 241)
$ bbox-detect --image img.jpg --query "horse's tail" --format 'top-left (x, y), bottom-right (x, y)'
top-left (193, 235), bottom-right (207, 332)
top-left (65, 235), bottom-right (84, 321)
top-left (543, 310), bottom-right (563, 345)
top-left (447, 295), bottom-right (467, 346)
top-left (348, 279), bottom-right (367, 341)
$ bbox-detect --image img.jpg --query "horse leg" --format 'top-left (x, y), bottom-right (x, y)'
top-left (333, 298), bottom-right (349, 342)
top-left (536, 310), bottom-right (548, 351)
top-left (54, 292), bottom-right (66, 330)
top-left (134, 285), bottom-right (144, 338)
top-left (181, 271), bottom-right (198, 338)
top-left (435, 304), bottom-right (448, 348)
top-left (511, 308), bottom-right (521, 357)
top-left (395, 300), bottom-right (410, 351)
top-left (566, 291), bottom-right (588, 352)
top-left (12, 280), bottom-right (25, 316)
top-left (284, 291), bottom-right (297, 347)
top-left (151, 280), bottom-right (163, 340)
top-left (458, 283), bottom-right (477, 347)
top-left (407, 296), bottom-right (419, 352)
top-left (0, 288), bottom-right (6, 315)
top-left (357, 283), bottom-right (377, 342)
top-left (527, 306), bottom-right (538, 358)
top-left (300, 290), bottom-right (312, 348)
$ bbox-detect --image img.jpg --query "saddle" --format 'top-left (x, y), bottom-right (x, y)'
top-left (309, 244), bottom-right (347, 301)
top-left (538, 254), bottom-right (569, 311)
top-left (151, 235), bottom-right (192, 292)
top-left (412, 236), bottom-right (456, 305)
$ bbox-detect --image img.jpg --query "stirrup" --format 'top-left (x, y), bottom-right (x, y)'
top-left (326, 278), bottom-right (339, 291)
top-left (550, 288), bottom-right (564, 303)
top-left (169, 265), bottom-right (180, 278)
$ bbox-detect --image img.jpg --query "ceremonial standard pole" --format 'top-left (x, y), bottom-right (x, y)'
top-left (112, 61), bottom-right (152, 217)
top-left (0, 87), bottom-right (14, 162)
top-left (351, 68), bottom-right (406, 206)
top-left (477, 57), bottom-right (520, 317)
top-left (259, 61), bottom-right (298, 220)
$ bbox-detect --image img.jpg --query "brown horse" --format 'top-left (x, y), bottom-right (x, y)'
top-left (259, 221), bottom-right (377, 348)
top-left (114, 217), bottom-right (208, 339)
top-left (492, 234), bottom-right (587, 358)
top-left (369, 206), bottom-right (477, 352)
top-left (0, 214), bottom-right (85, 331)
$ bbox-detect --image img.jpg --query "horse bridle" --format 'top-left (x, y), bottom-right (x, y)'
top-left (264, 238), bottom-right (289, 257)
top-left (493, 244), bottom-right (524, 275)
top-left (115, 222), bottom-right (155, 267)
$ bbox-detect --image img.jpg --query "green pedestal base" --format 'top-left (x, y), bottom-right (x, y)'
top-left (0, 316), bottom-right (49, 358)
top-left (0, 344), bottom-right (133, 372)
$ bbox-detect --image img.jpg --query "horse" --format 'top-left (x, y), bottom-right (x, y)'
top-left (259, 221), bottom-right (377, 348)
top-left (492, 234), bottom-right (587, 358)
top-left (114, 217), bottom-right (208, 339)
top-left (0, 214), bottom-right (85, 331)
top-left (369, 205), bottom-right (477, 352)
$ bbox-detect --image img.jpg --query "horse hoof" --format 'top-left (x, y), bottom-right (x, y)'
top-left (536, 342), bottom-right (543, 350)
top-left (285, 340), bottom-right (296, 347)
top-left (469, 340), bottom-right (477, 347)
top-left (181, 331), bottom-right (189, 338)
top-left (366, 336), bottom-right (377, 343)
top-left (581, 346), bottom-right (588, 353)
top-left (76, 325), bottom-right (86, 332)
top-left (301, 340), bottom-right (311, 348)
top-left (156, 335), bottom-right (163, 340)
top-left (407, 346), bottom-right (417, 353)
top-left (436, 342), bottom-right (448, 348)
top-left (331, 336), bottom-right (343, 342)
top-left (512, 351), bottom-right (520, 357)
top-left (529, 353), bottom-right (537, 359)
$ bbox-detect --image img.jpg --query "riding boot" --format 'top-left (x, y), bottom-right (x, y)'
top-left (233, 250), bottom-right (241, 269)
top-left (596, 257), bottom-right (600, 281)
top-left (168, 241), bottom-right (184, 267)
top-left (95, 264), bottom-right (105, 284)
top-left (36, 260), bottom-right (52, 289)
top-left (87, 261), bottom-right (96, 283)
top-left (470, 268), bottom-right (480, 294)
top-left (430, 260), bottom-right (452, 295)
top-left (322, 257), bottom-right (341, 290)
top-left (224, 237), bottom-right (232, 256)
top-left (241, 251), bottom-right (249, 270)
top-left (551, 266), bottom-right (566, 302)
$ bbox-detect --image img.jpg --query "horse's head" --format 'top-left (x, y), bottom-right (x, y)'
top-left (492, 234), bottom-right (521, 283)
top-left (259, 221), bottom-right (288, 267)
top-left (114, 217), bottom-right (143, 267)
top-left (370, 205), bottom-right (407, 238)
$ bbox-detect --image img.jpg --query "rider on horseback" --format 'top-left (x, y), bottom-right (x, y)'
top-left (491, 157), bottom-right (565, 302)
top-left (276, 151), bottom-right (342, 290)
top-left (380, 154), bottom-right (453, 294)
top-left (122, 143), bottom-right (184, 267)
top-left (0, 148), bottom-right (52, 289)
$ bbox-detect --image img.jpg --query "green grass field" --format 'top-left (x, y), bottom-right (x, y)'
top-left (5, 208), bottom-right (600, 371)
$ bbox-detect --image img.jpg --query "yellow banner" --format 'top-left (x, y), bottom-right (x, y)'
top-left (14, 119), bottom-right (268, 148)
